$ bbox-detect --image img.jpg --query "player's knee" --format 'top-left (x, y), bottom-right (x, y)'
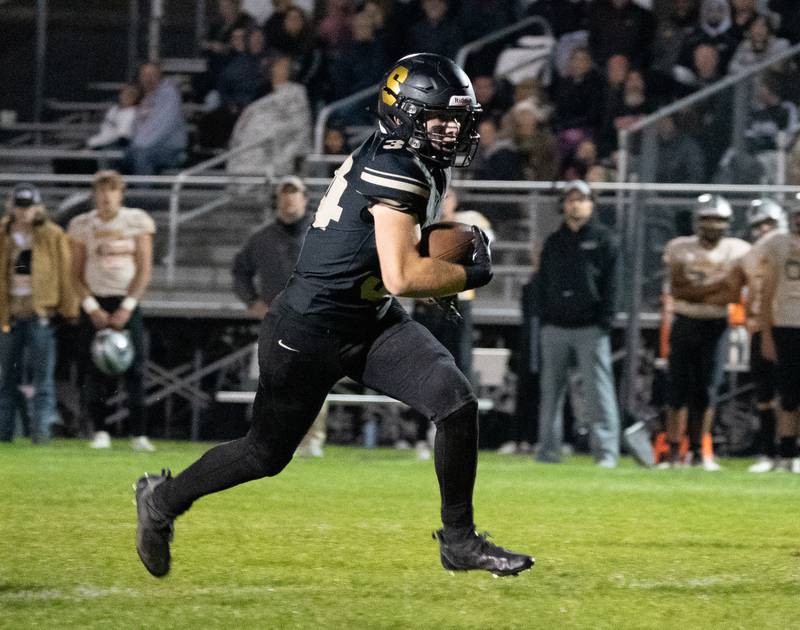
top-left (243, 433), bottom-right (292, 478)
top-left (435, 396), bottom-right (478, 428)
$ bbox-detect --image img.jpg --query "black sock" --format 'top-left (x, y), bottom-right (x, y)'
top-left (155, 435), bottom-right (276, 517)
top-left (434, 401), bottom-right (478, 534)
top-left (779, 436), bottom-right (798, 459)
top-left (668, 441), bottom-right (681, 462)
top-left (757, 408), bottom-right (777, 457)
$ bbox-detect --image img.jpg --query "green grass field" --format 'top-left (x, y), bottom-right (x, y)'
top-left (1, 440), bottom-right (798, 629)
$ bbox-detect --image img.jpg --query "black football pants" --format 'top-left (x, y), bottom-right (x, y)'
top-left (157, 298), bottom-right (479, 531)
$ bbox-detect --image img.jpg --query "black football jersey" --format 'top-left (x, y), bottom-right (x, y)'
top-left (283, 131), bottom-right (450, 331)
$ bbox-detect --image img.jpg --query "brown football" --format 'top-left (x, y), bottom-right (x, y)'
top-left (419, 221), bottom-right (476, 265)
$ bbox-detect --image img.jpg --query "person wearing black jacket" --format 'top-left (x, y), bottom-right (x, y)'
top-left (533, 180), bottom-right (621, 466)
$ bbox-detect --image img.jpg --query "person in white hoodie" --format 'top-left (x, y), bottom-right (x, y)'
top-left (87, 84), bottom-right (139, 150)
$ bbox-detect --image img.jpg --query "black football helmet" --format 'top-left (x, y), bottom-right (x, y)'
top-left (377, 53), bottom-right (482, 168)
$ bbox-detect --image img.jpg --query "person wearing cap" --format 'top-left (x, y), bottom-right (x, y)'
top-left (758, 199), bottom-right (800, 473)
top-left (67, 170), bottom-right (156, 451)
top-left (533, 180), bottom-right (622, 467)
top-left (660, 194), bottom-right (750, 470)
top-left (0, 184), bottom-right (78, 443)
top-left (231, 175), bottom-right (324, 456)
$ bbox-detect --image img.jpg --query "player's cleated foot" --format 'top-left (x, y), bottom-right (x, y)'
top-left (747, 456), bottom-right (775, 473)
top-left (135, 470), bottom-right (174, 577)
top-left (433, 528), bottom-right (534, 577)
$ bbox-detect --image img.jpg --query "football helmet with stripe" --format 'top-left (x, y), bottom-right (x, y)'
top-left (377, 53), bottom-right (481, 168)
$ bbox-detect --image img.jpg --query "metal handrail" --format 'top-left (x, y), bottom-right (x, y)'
top-left (165, 135), bottom-right (275, 283)
top-left (454, 15), bottom-right (552, 70)
top-left (313, 83), bottom-right (381, 154)
top-left (618, 41), bottom-right (800, 182)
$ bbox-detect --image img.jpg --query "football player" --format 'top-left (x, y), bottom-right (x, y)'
top-left (134, 54), bottom-right (534, 577)
top-left (737, 199), bottom-right (786, 472)
top-left (759, 199), bottom-right (800, 473)
top-left (661, 195), bottom-right (750, 469)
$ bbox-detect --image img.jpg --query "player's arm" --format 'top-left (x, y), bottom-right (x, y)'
top-left (70, 239), bottom-right (110, 329)
top-left (758, 254), bottom-right (778, 362)
top-left (702, 265), bottom-right (747, 306)
top-left (110, 232), bottom-right (152, 329)
top-left (372, 204), bottom-right (467, 297)
top-left (669, 262), bottom-right (731, 302)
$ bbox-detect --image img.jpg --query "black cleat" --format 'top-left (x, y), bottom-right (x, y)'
top-left (135, 470), bottom-right (174, 577)
top-left (433, 528), bottom-right (534, 577)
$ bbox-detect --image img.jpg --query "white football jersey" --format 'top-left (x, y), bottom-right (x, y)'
top-left (761, 232), bottom-right (800, 328)
top-left (740, 230), bottom-right (784, 331)
top-left (664, 235), bottom-right (751, 319)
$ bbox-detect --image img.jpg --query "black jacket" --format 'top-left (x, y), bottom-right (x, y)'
top-left (533, 218), bottom-right (620, 329)
top-left (231, 215), bottom-right (312, 307)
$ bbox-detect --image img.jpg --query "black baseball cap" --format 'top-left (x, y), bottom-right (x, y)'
top-left (12, 183), bottom-right (42, 207)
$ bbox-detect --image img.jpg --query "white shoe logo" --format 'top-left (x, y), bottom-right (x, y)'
top-left (277, 339), bottom-right (300, 353)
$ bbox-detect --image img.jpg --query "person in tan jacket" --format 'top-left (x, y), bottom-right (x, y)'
top-left (0, 183), bottom-right (78, 443)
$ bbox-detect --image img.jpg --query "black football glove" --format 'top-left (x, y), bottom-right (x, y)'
top-left (463, 225), bottom-right (493, 290)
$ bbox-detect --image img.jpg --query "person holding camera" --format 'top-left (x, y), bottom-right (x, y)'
top-left (68, 170), bottom-right (155, 450)
top-left (0, 183), bottom-right (78, 443)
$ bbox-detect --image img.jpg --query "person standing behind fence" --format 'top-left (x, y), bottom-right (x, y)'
top-left (68, 170), bottom-right (155, 451)
top-left (759, 200), bottom-right (800, 473)
top-left (661, 194), bottom-right (750, 470)
top-left (231, 175), bottom-right (324, 457)
top-left (533, 180), bottom-right (621, 468)
top-left (0, 184), bottom-right (78, 443)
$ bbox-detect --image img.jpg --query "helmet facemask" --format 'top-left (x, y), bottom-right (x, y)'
top-left (379, 90), bottom-right (482, 167)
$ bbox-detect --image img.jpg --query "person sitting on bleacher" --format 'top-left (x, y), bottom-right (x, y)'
top-left (87, 84), bottom-right (139, 150)
top-left (122, 62), bottom-right (187, 176)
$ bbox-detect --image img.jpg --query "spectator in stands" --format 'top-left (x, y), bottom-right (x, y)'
top-left (587, 0), bottom-right (656, 68)
top-left (729, 0), bottom-right (761, 42)
top-left (550, 46), bottom-right (605, 156)
top-left (673, 42), bottom-right (725, 97)
top-left (0, 184), bottom-right (77, 443)
top-left (597, 54), bottom-right (630, 154)
top-left (654, 115), bottom-right (706, 183)
top-left (408, 0), bottom-right (463, 61)
top-left (599, 68), bottom-right (650, 156)
top-left (512, 77), bottom-right (553, 122)
top-left (680, 47), bottom-right (733, 180)
top-left (328, 10), bottom-right (387, 121)
top-left (217, 27), bottom-right (268, 112)
top-left (660, 194), bottom-right (750, 469)
top-left (87, 84), bottom-right (139, 150)
top-left (650, 0), bottom-right (699, 80)
top-left (472, 75), bottom-right (513, 125)
top-left (231, 175), bottom-right (324, 456)
top-left (122, 62), bottom-right (187, 176)
top-left (729, 14), bottom-right (790, 75)
top-left (533, 180), bottom-right (621, 467)
top-left (307, 125), bottom-right (349, 179)
top-left (68, 170), bottom-right (155, 451)
top-left (363, 0), bottom-right (406, 60)
top-left (197, 0), bottom-right (257, 98)
top-left (744, 72), bottom-right (799, 155)
top-left (468, 118), bottom-right (507, 180)
top-left (317, 0), bottom-right (356, 50)
top-left (759, 201), bottom-right (800, 472)
top-left (266, 6), bottom-right (323, 94)
top-left (227, 55), bottom-right (311, 178)
top-left (502, 100), bottom-right (559, 181)
top-left (561, 138), bottom-right (600, 181)
top-left (676, 0), bottom-right (738, 74)
top-left (262, 0), bottom-right (293, 45)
